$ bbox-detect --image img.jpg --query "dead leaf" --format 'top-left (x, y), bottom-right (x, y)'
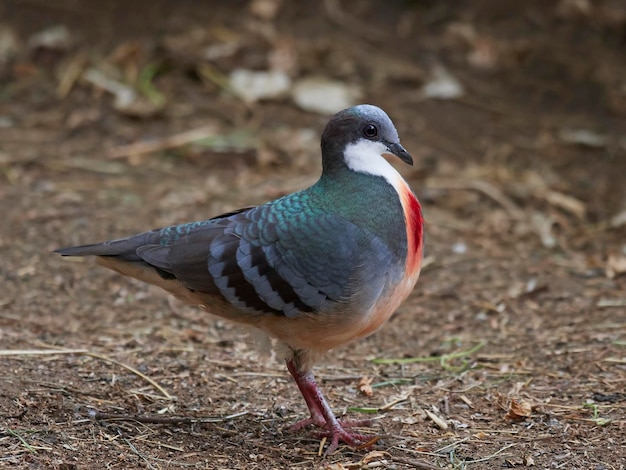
top-left (606, 254), bottom-right (626, 279)
top-left (229, 68), bottom-right (291, 103)
top-left (83, 68), bottom-right (162, 118)
top-left (361, 450), bottom-right (389, 464)
top-left (28, 25), bottom-right (72, 52)
top-left (421, 66), bottom-right (464, 100)
top-left (524, 454), bottom-right (535, 466)
top-left (250, 0), bottom-right (283, 21)
top-left (0, 24), bottom-right (19, 65)
top-left (506, 398), bottom-right (532, 420)
top-left (358, 376), bottom-right (374, 397)
top-left (530, 212), bottom-right (557, 248)
top-left (558, 128), bottom-right (608, 148)
top-left (292, 77), bottom-right (361, 114)
top-left (56, 51), bottom-right (87, 98)
top-left (610, 209), bottom-right (626, 228)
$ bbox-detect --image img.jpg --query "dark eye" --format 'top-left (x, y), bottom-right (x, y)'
top-left (363, 124), bottom-right (378, 138)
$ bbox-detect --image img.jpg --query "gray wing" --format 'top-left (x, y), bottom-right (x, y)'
top-left (56, 195), bottom-right (391, 318)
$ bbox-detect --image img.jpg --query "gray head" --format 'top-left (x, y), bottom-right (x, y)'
top-left (320, 104), bottom-right (412, 176)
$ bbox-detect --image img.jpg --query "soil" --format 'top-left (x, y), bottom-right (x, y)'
top-left (1, 1), bottom-right (625, 469)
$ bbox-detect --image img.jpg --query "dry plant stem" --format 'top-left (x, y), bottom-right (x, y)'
top-left (427, 177), bottom-right (524, 219)
top-left (106, 125), bottom-right (217, 160)
top-left (391, 456), bottom-right (443, 470)
top-left (91, 411), bottom-right (248, 425)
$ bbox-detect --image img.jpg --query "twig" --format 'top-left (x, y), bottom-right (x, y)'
top-left (427, 177), bottom-right (524, 220)
top-left (462, 443), bottom-right (517, 463)
top-left (379, 394), bottom-right (411, 411)
top-left (0, 349), bottom-right (88, 356)
top-left (119, 434), bottom-right (158, 470)
top-left (391, 456), bottom-right (441, 470)
top-left (91, 410), bottom-right (249, 425)
top-left (433, 437), bottom-right (470, 454)
top-left (82, 351), bottom-right (173, 400)
top-left (105, 124), bottom-right (217, 159)
top-left (424, 409), bottom-right (448, 430)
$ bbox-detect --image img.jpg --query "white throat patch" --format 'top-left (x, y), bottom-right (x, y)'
top-left (343, 139), bottom-right (404, 190)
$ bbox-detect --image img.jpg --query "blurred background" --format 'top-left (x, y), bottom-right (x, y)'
top-left (1, 1), bottom-right (625, 468)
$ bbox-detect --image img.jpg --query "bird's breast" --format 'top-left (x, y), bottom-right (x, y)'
top-left (345, 175), bottom-right (423, 340)
top-left (396, 177), bottom-right (424, 279)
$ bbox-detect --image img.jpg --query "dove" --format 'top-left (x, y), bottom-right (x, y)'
top-left (56, 104), bottom-right (424, 455)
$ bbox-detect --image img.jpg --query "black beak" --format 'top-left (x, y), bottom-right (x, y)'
top-left (386, 141), bottom-right (413, 166)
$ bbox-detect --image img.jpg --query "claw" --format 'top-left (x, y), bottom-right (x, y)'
top-left (313, 423), bottom-right (374, 455)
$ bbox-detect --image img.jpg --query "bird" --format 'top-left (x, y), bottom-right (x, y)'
top-left (56, 104), bottom-right (424, 455)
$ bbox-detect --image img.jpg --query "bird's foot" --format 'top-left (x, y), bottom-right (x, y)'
top-left (290, 414), bottom-right (375, 455)
top-left (333, 417), bottom-right (373, 428)
top-left (311, 420), bottom-right (377, 455)
top-left (289, 415), bottom-right (326, 431)
top-left (290, 415), bottom-right (372, 432)
top-left (286, 359), bottom-right (378, 456)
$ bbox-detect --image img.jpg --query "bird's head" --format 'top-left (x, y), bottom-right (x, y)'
top-left (320, 104), bottom-right (413, 177)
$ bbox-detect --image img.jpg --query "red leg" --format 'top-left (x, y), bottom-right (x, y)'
top-left (286, 359), bottom-right (375, 455)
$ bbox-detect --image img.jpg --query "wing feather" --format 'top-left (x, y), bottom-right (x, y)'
top-left (58, 192), bottom-right (387, 319)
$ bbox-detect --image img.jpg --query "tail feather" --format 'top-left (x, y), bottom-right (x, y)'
top-left (54, 230), bottom-right (160, 262)
top-left (55, 226), bottom-right (220, 306)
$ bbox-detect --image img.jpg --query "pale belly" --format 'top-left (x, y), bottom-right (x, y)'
top-left (258, 266), bottom-right (422, 356)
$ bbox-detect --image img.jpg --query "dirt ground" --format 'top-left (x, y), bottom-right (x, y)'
top-left (1, 1), bottom-right (625, 469)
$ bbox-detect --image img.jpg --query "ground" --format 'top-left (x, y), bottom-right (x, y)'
top-left (1, 1), bottom-right (625, 469)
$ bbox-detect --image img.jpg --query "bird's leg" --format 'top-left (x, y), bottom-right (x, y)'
top-left (286, 359), bottom-right (374, 455)
top-left (286, 359), bottom-right (327, 429)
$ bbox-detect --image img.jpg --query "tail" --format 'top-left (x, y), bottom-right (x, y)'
top-left (55, 225), bottom-right (225, 307)
top-left (55, 211), bottom-right (252, 306)
top-left (54, 230), bottom-right (176, 282)
top-left (55, 230), bottom-right (161, 262)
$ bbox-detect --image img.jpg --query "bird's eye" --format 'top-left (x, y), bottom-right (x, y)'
top-left (363, 124), bottom-right (378, 139)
